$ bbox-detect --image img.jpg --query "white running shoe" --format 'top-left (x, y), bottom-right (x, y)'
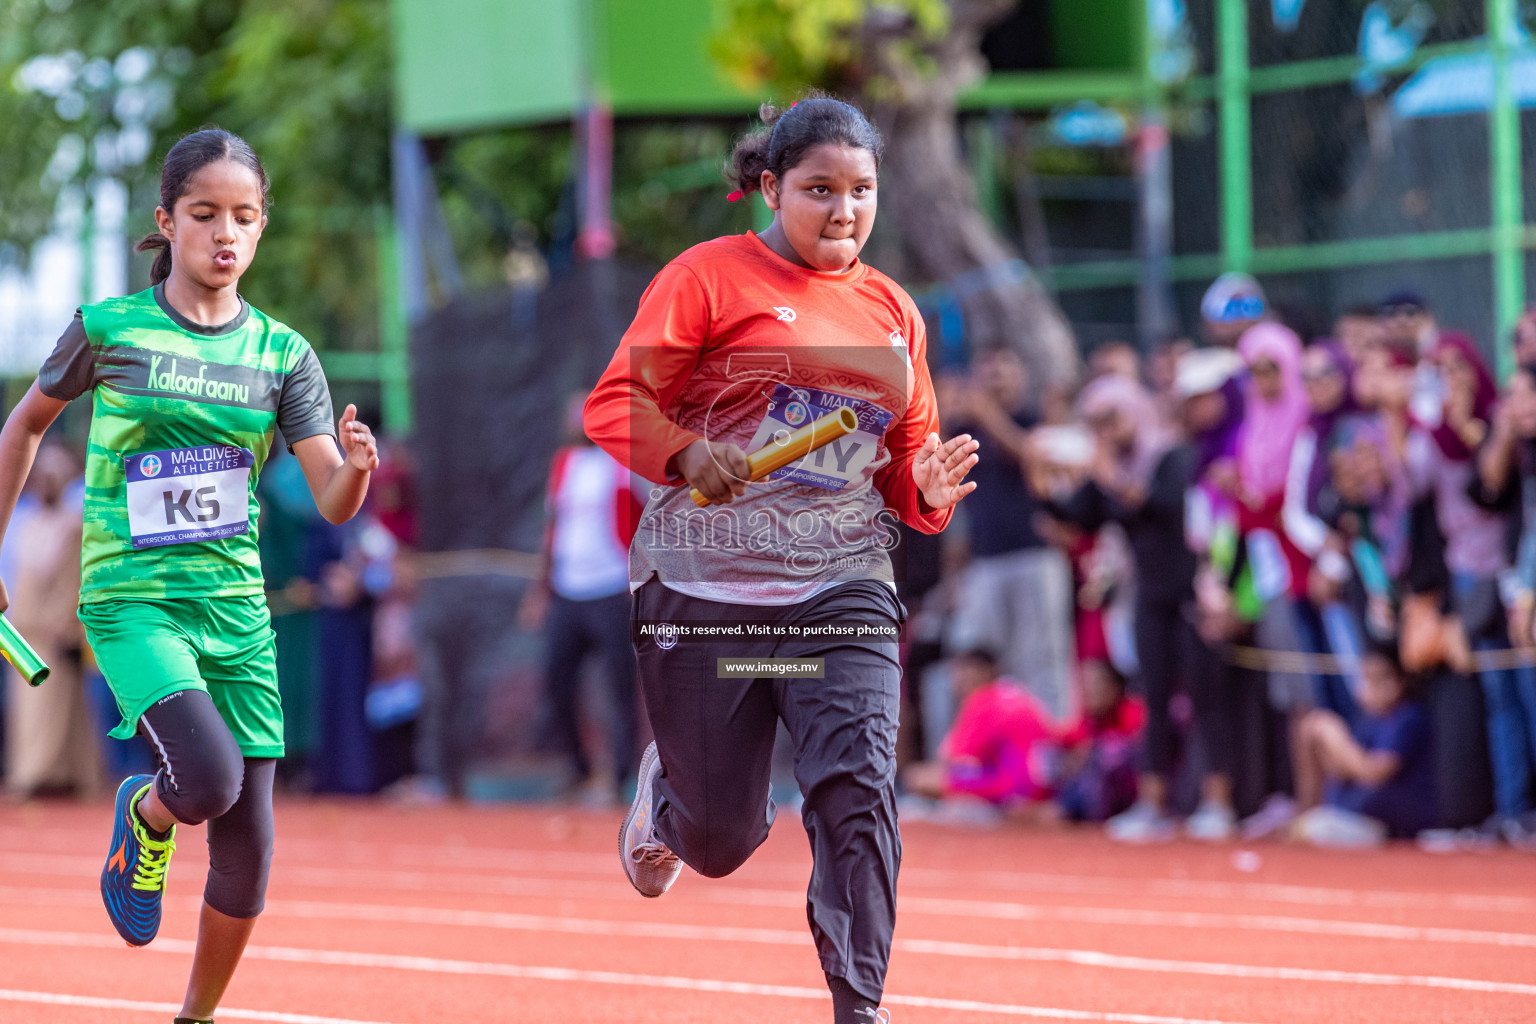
top-left (619, 742), bottom-right (684, 898)
top-left (1185, 799), bottom-right (1238, 842)
top-left (1293, 805), bottom-right (1386, 849)
top-left (1105, 800), bottom-right (1177, 844)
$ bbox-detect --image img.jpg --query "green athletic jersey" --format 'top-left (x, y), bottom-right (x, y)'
top-left (40, 283), bottom-right (336, 603)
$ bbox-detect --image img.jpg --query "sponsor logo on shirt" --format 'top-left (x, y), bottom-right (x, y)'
top-left (774, 306), bottom-right (797, 322)
top-left (148, 355), bottom-right (251, 404)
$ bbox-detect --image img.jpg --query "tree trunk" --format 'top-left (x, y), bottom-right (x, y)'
top-left (858, 0), bottom-right (1079, 385)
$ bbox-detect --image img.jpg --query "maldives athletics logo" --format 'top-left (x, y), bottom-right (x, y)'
top-left (139, 454), bottom-right (162, 478)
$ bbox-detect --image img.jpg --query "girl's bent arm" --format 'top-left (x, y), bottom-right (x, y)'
top-left (293, 404), bottom-right (377, 525)
top-left (0, 384), bottom-right (71, 609)
top-left (584, 263), bottom-right (712, 483)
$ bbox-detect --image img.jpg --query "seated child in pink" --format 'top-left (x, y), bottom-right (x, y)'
top-left (936, 648), bottom-right (1057, 805)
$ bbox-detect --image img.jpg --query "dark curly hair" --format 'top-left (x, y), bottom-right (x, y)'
top-left (727, 94), bottom-right (884, 197)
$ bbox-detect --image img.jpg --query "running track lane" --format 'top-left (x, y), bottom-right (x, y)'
top-left (0, 800), bottom-right (1533, 1023)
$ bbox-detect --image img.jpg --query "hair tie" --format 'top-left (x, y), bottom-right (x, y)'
top-left (790, 101), bottom-right (798, 108)
top-left (726, 189), bottom-right (744, 203)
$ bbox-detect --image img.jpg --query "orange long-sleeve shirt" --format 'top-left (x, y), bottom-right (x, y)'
top-left (584, 232), bottom-right (952, 604)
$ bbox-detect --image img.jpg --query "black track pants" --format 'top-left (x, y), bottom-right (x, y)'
top-left (633, 579), bottom-right (903, 1003)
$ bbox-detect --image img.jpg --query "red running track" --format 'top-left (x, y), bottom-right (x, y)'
top-left (2, 798), bottom-right (1535, 1023)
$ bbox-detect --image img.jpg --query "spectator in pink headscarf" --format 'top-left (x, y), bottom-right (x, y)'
top-left (1182, 324), bottom-right (1313, 842)
top-left (1230, 323), bottom-right (1315, 607)
top-left (1237, 323), bottom-right (1312, 508)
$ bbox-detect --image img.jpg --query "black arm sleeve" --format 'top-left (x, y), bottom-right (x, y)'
top-left (276, 346), bottom-right (337, 453)
top-left (37, 313), bottom-right (96, 401)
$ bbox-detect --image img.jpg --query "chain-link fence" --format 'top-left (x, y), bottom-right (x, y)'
top-left (975, 0), bottom-right (1535, 366)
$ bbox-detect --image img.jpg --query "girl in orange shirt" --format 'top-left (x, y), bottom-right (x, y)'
top-left (585, 96), bottom-right (977, 1023)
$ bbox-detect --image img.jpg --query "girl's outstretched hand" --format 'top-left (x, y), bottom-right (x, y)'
top-left (339, 404), bottom-right (379, 472)
top-left (913, 432), bottom-right (979, 511)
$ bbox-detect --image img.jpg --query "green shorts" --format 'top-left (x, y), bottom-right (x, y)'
top-left (80, 595), bottom-right (283, 758)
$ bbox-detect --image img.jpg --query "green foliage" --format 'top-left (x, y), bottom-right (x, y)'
top-left (711, 0), bottom-right (949, 96)
top-left (210, 0), bottom-right (392, 351)
top-left (436, 127), bottom-right (573, 293)
top-left (610, 122), bottom-right (747, 266)
top-left (0, 0), bottom-right (390, 351)
top-left (435, 120), bottom-right (754, 275)
top-left (2, 0), bottom-right (825, 350)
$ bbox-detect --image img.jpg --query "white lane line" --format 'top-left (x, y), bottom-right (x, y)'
top-left (892, 938), bottom-right (1536, 995)
top-left (898, 896), bottom-right (1536, 949)
top-left (12, 863), bottom-right (1536, 955)
top-left (0, 989), bottom-right (405, 1024)
top-left (4, 921), bottom-right (1536, 1000)
top-left (0, 928), bottom-right (1266, 1024)
top-left (260, 897), bottom-right (1536, 964)
top-left (9, 831), bottom-right (1536, 914)
top-left (254, 835), bottom-right (1536, 914)
top-left (13, 883), bottom-right (1536, 956)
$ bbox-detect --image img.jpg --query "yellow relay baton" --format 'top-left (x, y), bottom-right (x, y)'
top-left (689, 406), bottom-right (859, 508)
top-left (0, 614), bottom-right (50, 686)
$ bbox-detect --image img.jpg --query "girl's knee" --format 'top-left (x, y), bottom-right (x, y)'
top-left (696, 838), bottom-right (756, 879)
top-left (165, 755), bottom-right (243, 824)
top-left (670, 810), bottom-right (768, 878)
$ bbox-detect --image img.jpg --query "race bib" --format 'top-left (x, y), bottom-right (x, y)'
top-left (125, 445), bottom-right (254, 549)
top-left (743, 384), bottom-right (895, 491)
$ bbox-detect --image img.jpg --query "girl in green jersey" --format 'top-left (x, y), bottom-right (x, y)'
top-left (0, 128), bottom-right (377, 1023)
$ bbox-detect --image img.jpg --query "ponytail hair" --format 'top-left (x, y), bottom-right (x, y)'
top-left (135, 233), bottom-right (173, 287)
top-left (727, 94), bottom-right (884, 198)
top-left (137, 127), bottom-right (271, 286)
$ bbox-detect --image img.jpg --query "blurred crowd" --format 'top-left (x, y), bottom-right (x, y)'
top-left (13, 275), bottom-right (1536, 855)
top-left (903, 276), bottom-right (1536, 851)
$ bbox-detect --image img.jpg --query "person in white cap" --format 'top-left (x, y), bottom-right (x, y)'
top-left (1201, 272), bottom-right (1270, 348)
